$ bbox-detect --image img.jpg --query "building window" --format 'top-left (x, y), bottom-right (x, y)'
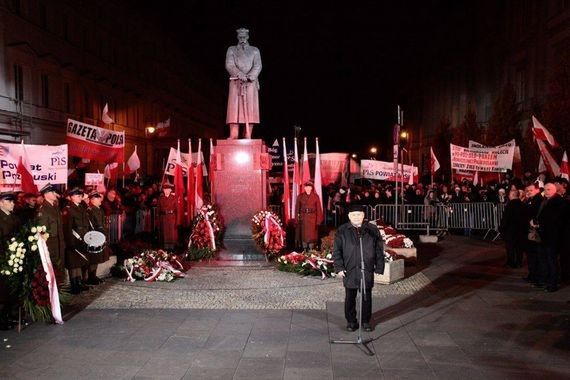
top-left (13, 64), bottom-right (24, 101)
top-left (41, 74), bottom-right (49, 107)
top-left (39, 3), bottom-right (47, 30)
top-left (64, 83), bottom-right (71, 113)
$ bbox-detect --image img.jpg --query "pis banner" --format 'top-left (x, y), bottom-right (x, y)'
top-left (164, 148), bottom-right (208, 177)
top-left (360, 159), bottom-right (418, 182)
top-left (66, 118), bottom-right (125, 163)
top-left (0, 143), bottom-right (68, 189)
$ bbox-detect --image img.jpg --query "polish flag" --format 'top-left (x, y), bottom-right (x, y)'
top-left (531, 116), bottom-right (558, 147)
top-left (302, 137), bottom-right (311, 185)
top-left (538, 155), bottom-right (546, 173)
top-left (125, 146), bottom-right (141, 174)
top-left (291, 138), bottom-right (300, 217)
top-left (101, 103), bottom-right (114, 125)
top-left (430, 147), bottom-right (440, 174)
top-left (560, 151), bottom-right (569, 180)
top-left (195, 139), bottom-right (204, 210)
top-left (104, 162), bottom-right (119, 185)
top-left (282, 138), bottom-right (290, 222)
top-left (536, 139), bottom-right (560, 176)
top-left (186, 139), bottom-right (195, 223)
top-left (156, 118), bottom-right (170, 137)
top-left (314, 137), bottom-right (323, 222)
top-left (17, 141), bottom-right (38, 194)
top-left (173, 140), bottom-right (185, 226)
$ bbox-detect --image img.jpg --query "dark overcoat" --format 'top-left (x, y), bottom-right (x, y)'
top-left (62, 202), bottom-right (90, 269)
top-left (0, 210), bottom-right (20, 303)
top-left (499, 199), bottom-right (528, 243)
top-left (332, 222), bottom-right (385, 289)
top-left (35, 201), bottom-right (65, 273)
top-left (88, 205), bottom-right (110, 263)
top-left (295, 191), bottom-right (322, 244)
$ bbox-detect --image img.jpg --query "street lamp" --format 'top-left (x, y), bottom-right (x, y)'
top-left (369, 146), bottom-right (378, 160)
top-left (351, 153), bottom-right (358, 159)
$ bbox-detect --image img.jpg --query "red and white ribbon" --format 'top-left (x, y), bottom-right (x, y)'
top-left (203, 211), bottom-right (216, 251)
top-left (36, 233), bottom-right (64, 324)
top-left (264, 213), bottom-right (284, 247)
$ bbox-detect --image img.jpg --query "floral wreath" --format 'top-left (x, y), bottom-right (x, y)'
top-left (1, 225), bottom-right (66, 323)
top-left (189, 204), bottom-right (223, 254)
top-left (251, 210), bottom-right (286, 255)
top-left (124, 249), bottom-right (186, 282)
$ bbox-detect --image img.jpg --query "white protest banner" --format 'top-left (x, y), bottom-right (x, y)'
top-left (0, 143), bottom-right (68, 189)
top-left (468, 139), bottom-right (516, 149)
top-left (360, 160), bottom-right (418, 182)
top-left (85, 173), bottom-right (105, 187)
top-left (450, 143), bottom-right (514, 173)
top-left (165, 148), bottom-right (208, 177)
top-left (66, 118), bottom-right (124, 163)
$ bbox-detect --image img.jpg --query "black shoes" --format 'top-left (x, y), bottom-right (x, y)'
top-left (362, 323), bottom-right (373, 332)
top-left (85, 276), bottom-right (104, 285)
top-left (346, 323), bottom-right (359, 332)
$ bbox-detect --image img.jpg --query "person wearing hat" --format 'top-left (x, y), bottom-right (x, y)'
top-left (225, 27), bottom-right (262, 139)
top-left (0, 191), bottom-right (21, 330)
top-left (86, 191), bottom-right (109, 285)
top-left (35, 184), bottom-right (66, 285)
top-left (158, 182), bottom-right (178, 250)
top-left (62, 187), bottom-right (91, 294)
top-left (332, 203), bottom-right (385, 332)
top-left (295, 180), bottom-right (323, 251)
top-left (15, 192), bottom-right (38, 226)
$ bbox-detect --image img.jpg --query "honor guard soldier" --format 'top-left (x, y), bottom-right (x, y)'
top-left (295, 181), bottom-right (323, 251)
top-left (158, 182), bottom-right (177, 250)
top-left (62, 187), bottom-right (90, 294)
top-left (35, 184), bottom-right (66, 285)
top-left (0, 192), bottom-right (21, 330)
top-left (87, 191), bottom-right (109, 285)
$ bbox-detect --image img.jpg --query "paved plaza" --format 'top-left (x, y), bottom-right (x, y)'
top-left (0, 236), bottom-right (568, 379)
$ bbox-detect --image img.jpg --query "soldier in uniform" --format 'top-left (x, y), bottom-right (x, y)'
top-left (0, 191), bottom-right (20, 330)
top-left (15, 192), bottom-right (38, 226)
top-left (295, 181), bottom-right (323, 251)
top-left (158, 182), bottom-right (177, 250)
top-left (86, 190), bottom-right (109, 285)
top-left (35, 184), bottom-right (66, 285)
top-left (62, 187), bottom-right (90, 294)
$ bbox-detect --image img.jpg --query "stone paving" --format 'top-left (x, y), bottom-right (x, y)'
top-left (0, 235), bottom-right (569, 379)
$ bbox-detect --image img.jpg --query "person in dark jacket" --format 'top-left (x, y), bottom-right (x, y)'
top-left (295, 181), bottom-right (323, 251)
top-left (86, 191), bottom-right (109, 285)
top-left (0, 192), bottom-right (20, 330)
top-left (333, 203), bottom-right (385, 332)
top-left (523, 183), bottom-right (543, 286)
top-left (499, 189), bottom-right (528, 268)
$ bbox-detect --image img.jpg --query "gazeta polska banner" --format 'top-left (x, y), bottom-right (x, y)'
top-left (360, 159), bottom-right (418, 182)
top-left (0, 143), bottom-right (68, 189)
top-left (450, 143), bottom-right (514, 173)
top-left (66, 118), bottom-right (124, 163)
top-left (165, 148), bottom-right (208, 177)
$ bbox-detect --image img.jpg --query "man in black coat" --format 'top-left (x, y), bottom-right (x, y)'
top-left (333, 203), bottom-right (385, 332)
top-left (523, 183), bottom-right (543, 285)
top-left (499, 189), bottom-right (528, 268)
top-left (0, 191), bottom-right (20, 330)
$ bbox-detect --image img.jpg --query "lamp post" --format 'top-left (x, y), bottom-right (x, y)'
top-left (369, 146), bottom-right (377, 160)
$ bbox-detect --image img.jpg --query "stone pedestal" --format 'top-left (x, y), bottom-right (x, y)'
top-left (374, 259), bottom-right (404, 284)
top-left (213, 139), bottom-right (270, 262)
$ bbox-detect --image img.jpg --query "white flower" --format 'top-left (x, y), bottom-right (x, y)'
top-left (31, 227), bottom-right (37, 233)
top-left (8, 260), bottom-right (13, 266)
top-left (31, 244), bottom-right (38, 251)
top-left (8, 244), bottom-right (16, 252)
top-left (283, 260), bottom-right (288, 264)
top-left (5, 270), bottom-right (10, 275)
top-left (10, 254), bottom-right (15, 260)
top-left (28, 236), bottom-right (34, 242)
top-left (326, 253), bottom-right (332, 259)
top-left (43, 233), bottom-right (50, 240)
top-left (41, 226), bottom-right (47, 232)
top-left (18, 242), bottom-right (24, 247)
top-left (21, 249), bottom-right (26, 254)
top-left (11, 237), bottom-right (15, 242)
top-left (18, 260), bottom-right (23, 265)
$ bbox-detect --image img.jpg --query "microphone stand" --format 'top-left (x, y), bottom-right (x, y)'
top-left (330, 228), bottom-right (375, 356)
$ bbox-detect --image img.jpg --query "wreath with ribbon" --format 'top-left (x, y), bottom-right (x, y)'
top-left (188, 204), bottom-right (223, 259)
top-left (251, 210), bottom-right (286, 255)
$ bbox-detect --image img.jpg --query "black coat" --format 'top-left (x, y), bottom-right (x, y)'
top-left (499, 199), bottom-right (527, 242)
top-left (332, 222), bottom-right (385, 289)
top-left (538, 194), bottom-right (567, 247)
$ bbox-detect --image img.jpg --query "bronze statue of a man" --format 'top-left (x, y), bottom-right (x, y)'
top-left (225, 28), bottom-right (262, 139)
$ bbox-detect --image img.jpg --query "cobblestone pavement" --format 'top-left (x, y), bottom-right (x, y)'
top-left (88, 268), bottom-right (432, 310)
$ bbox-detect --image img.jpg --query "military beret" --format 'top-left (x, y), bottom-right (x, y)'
top-left (347, 203), bottom-right (366, 213)
top-left (88, 190), bottom-right (102, 199)
top-left (0, 191), bottom-right (16, 201)
top-left (40, 183), bottom-right (58, 195)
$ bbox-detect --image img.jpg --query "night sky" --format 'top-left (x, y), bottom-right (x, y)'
top-left (135, 0), bottom-right (478, 157)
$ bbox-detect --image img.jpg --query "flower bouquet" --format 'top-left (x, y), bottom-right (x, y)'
top-left (123, 249), bottom-right (188, 282)
top-left (251, 210), bottom-right (286, 256)
top-left (277, 251), bottom-right (306, 272)
top-left (1, 225), bottom-right (67, 323)
top-left (188, 204), bottom-right (223, 261)
top-left (276, 250), bottom-right (335, 279)
top-left (373, 220), bottom-right (414, 249)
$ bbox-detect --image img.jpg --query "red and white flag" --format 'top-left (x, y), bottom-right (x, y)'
top-left (473, 171), bottom-right (479, 186)
top-left (125, 146), bottom-right (141, 174)
top-left (17, 141), bottom-right (38, 194)
top-left (430, 147), bottom-right (440, 174)
top-left (536, 139), bottom-right (560, 176)
top-left (174, 140), bottom-right (185, 226)
top-left (302, 137), bottom-right (310, 185)
top-left (291, 138), bottom-right (300, 217)
top-left (282, 138), bottom-right (291, 222)
top-left (186, 139), bottom-right (195, 223)
top-left (408, 163), bottom-right (415, 185)
top-left (532, 115), bottom-right (558, 147)
top-left (156, 118), bottom-right (170, 137)
top-left (538, 155), bottom-right (546, 173)
top-left (560, 151), bottom-right (569, 180)
top-left (101, 103), bottom-right (114, 125)
top-left (104, 162), bottom-right (119, 184)
top-left (314, 137), bottom-right (323, 223)
top-left (195, 139), bottom-right (204, 210)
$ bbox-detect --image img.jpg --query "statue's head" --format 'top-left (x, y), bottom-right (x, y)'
top-left (236, 27), bottom-right (249, 45)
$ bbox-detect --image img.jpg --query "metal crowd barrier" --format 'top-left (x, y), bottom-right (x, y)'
top-left (135, 209), bottom-right (153, 234)
top-left (105, 213), bottom-right (125, 244)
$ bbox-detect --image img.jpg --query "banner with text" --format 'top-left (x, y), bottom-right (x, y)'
top-left (66, 118), bottom-right (125, 163)
top-left (360, 159), bottom-right (418, 182)
top-left (165, 148), bottom-right (208, 177)
top-left (450, 143), bottom-right (514, 173)
top-left (0, 143), bottom-right (68, 189)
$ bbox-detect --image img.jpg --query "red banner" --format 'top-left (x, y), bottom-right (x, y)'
top-left (66, 119), bottom-right (124, 163)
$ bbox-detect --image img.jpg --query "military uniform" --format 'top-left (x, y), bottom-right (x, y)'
top-left (158, 191), bottom-right (178, 249)
top-left (62, 202), bottom-right (90, 269)
top-left (88, 204), bottom-right (110, 263)
top-left (295, 184), bottom-right (323, 247)
top-left (0, 192), bottom-right (20, 329)
top-left (35, 200), bottom-right (65, 279)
